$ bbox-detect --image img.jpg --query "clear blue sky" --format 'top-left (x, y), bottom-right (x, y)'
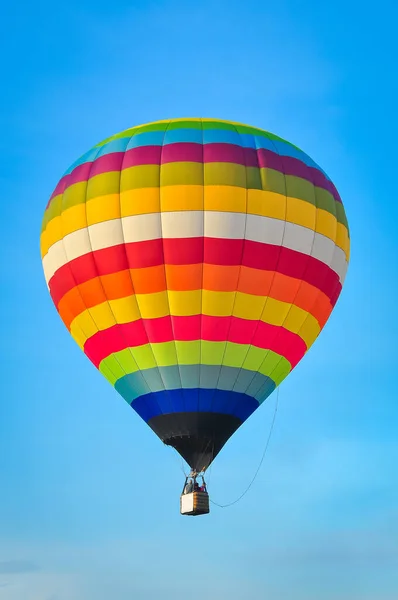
top-left (1, 1), bottom-right (397, 598)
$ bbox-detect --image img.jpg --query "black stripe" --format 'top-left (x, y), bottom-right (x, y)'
top-left (148, 412), bottom-right (242, 471)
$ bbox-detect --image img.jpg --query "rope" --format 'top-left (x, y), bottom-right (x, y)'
top-left (209, 387), bottom-right (280, 508)
top-left (167, 445), bottom-right (189, 477)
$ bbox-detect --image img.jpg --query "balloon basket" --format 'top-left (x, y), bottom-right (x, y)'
top-left (180, 491), bottom-right (210, 516)
top-left (180, 473), bottom-right (210, 516)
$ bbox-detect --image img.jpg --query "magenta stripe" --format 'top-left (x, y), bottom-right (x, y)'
top-left (203, 143), bottom-right (246, 165)
top-left (90, 152), bottom-right (124, 177)
top-left (49, 162), bottom-right (93, 203)
top-left (124, 146), bottom-right (162, 167)
top-left (48, 143), bottom-right (341, 205)
top-left (162, 143), bottom-right (203, 163)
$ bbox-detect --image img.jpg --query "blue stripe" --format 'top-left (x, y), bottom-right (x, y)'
top-left (63, 138), bottom-right (131, 175)
top-left (127, 131), bottom-right (165, 148)
top-left (163, 128), bottom-right (203, 145)
top-left (115, 365), bottom-right (276, 404)
top-left (130, 388), bottom-right (260, 422)
top-left (63, 148), bottom-right (98, 175)
top-left (203, 128), bottom-right (242, 146)
top-left (271, 140), bottom-right (330, 179)
top-left (63, 126), bottom-right (330, 182)
top-left (96, 138), bottom-right (131, 157)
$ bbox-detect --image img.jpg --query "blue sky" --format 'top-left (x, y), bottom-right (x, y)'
top-left (1, 0), bottom-right (397, 598)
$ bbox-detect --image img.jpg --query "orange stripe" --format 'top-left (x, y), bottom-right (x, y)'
top-left (57, 287), bottom-right (87, 330)
top-left (58, 266), bottom-right (333, 331)
top-left (132, 265), bottom-right (166, 294)
top-left (100, 269), bottom-right (135, 298)
top-left (58, 274), bottom-right (130, 329)
top-left (309, 291), bottom-right (333, 327)
top-left (203, 264), bottom-right (241, 291)
top-left (165, 264), bottom-right (203, 290)
top-left (237, 267), bottom-right (274, 296)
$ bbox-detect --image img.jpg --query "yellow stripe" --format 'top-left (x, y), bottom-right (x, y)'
top-left (61, 202), bottom-right (87, 234)
top-left (161, 184), bottom-right (203, 211)
top-left (286, 196), bottom-right (315, 229)
top-left (205, 185), bottom-right (247, 212)
top-left (337, 223), bottom-right (350, 259)
top-left (40, 185), bottom-right (350, 259)
top-left (87, 193), bottom-right (121, 225)
top-left (202, 290), bottom-right (235, 317)
top-left (283, 304), bottom-right (320, 347)
top-left (121, 187), bottom-right (160, 216)
top-left (41, 194), bottom-right (120, 256)
top-left (168, 290), bottom-right (202, 315)
top-left (135, 291), bottom-right (170, 320)
top-left (70, 297), bottom-right (141, 348)
top-left (41, 215), bottom-right (64, 257)
top-left (315, 208), bottom-right (337, 241)
top-left (247, 189), bottom-right (286, 220)
top-left (70, 291), bottom-right (320, 350)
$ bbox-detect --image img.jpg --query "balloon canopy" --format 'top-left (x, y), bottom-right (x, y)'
top-left (41, 118), bottom-right (350, 472)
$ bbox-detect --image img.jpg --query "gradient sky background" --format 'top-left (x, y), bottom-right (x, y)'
top-left (1, 0), bottom-right (397, 598)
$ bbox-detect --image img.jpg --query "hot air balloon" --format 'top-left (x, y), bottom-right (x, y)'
top-left (40, 118), bottom-right (349, 515)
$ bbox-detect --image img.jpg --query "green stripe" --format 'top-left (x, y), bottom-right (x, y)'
top-left (166, 120), bottom-right (202, 130)
top-left (335, 201), bottom-right (349, 229)
top-left (42, 195), bottom-right (63, 231)
top-left (99, 341), bottom-right (292, 387)
top-left (95, 119), bottom-right (299, 150)
top-left (97, 121), bottom-right (170, 145)
top-left (42, 164), bottom-right (348, 233)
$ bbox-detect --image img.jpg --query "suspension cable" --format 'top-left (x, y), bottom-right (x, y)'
top-left (210, 387), bottom-right (280, 508)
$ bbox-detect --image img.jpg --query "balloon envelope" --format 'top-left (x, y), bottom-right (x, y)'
top-left (41, 118), bottom-right (350, 471)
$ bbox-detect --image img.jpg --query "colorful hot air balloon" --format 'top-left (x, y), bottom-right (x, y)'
top-left (41, 118), bottom-right (349, 480)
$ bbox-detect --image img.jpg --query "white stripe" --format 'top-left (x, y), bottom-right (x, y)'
top-left (43, 239), bottom-right (67, 284)
top-left (283, 221), bottom-right (314, 255)
top-left (63, 228), bottom-right (92, 261)
top-left (162, 211), bottom-right (204, 238)
top-left (246, 214), bottom-right (284, 246)
top-left (43, 211), bottom-right (348, 284)
top-left (88, 219), bottom-right (125, 251)
top-left (122, 213), bottom-right (162, 243)
top-left (204, 211), bottom-right (245, 239)
top-left (311, 233), bottom-right (335, 267)
top-left (332, 247), bottom-right (349, 284)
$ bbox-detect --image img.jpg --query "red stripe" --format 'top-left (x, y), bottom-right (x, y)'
top-left (48, 238), bottom-right (342, 308)
top-left (83, 315), bottom-right (307, 369)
